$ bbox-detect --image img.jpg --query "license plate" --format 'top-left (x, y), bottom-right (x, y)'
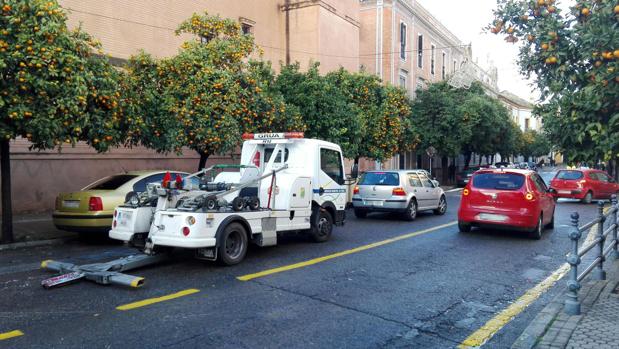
top-left (62, 200), bottom-right (80, 208)
top-left (118, 211), bottom-right (133, 226)
top-left (478, 213), bottom-right (508, 222)
top-left (558, 190), bottom-right (571, 194)
top-left (363, 200), bottom-right (383, 207)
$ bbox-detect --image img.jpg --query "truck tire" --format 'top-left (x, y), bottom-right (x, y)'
top-left (232, 197), bottom-right (244, 212)
top-left (217, 223), bottom-right (248, 265)
top-left (458, 221), bottom-right (471, 233)
top-left (248, 197), bottom-right (260, 211)
top-left (309, 208), bottom-right (332, 243)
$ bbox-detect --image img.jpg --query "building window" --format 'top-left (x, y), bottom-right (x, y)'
top-left (399, 70), bottom-right (408, 90)
top-left (417, 34), bottom-right (423, 68)
top-left (241, 23), bottom-right (253, 35)
top-left (431, 44), bottom-right (436, 75)
top-left (441, 52), bottom-right (446, 79)
top-left (239, 17), bottom-right (255, 35)
top-left (525, 118), bottom-right (530, 131)
top-left (453, 59), bottom-right (457, 72)
top-left (400, 22), bottom-right (407, 60)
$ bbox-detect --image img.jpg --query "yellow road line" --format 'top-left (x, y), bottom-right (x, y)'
top-left (116, 289), bottom-right (200, 311)
top-left (458, 218), bottom-right (601, 348)
top-left (237, 221), bottom-right (457, 281)
top-left (0, 330), bottom-right (24, 341)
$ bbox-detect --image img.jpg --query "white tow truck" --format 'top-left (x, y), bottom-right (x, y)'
top-left (109, 132), bottom-right (353, 265)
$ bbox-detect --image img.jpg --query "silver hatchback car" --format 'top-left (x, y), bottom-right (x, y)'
top-left (352, 170), bottom-right (447, 220)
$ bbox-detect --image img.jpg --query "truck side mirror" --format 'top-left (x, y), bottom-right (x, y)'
top-left (350, 164), bottom-right (359, 179)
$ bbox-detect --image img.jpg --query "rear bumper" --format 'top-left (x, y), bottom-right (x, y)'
top-left (552, 189), bottom-right (586, 199)
top-left (53, 212), bottom-right (113, 232)
top-left (458, 208), bottom-right (538, 230)
top-left (351, 198), bottom-right (408, 212)
top-left (152, 236), bottom-right (217, 249)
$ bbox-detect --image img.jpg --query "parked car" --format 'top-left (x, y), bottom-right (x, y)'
top-left (550, 169), bottom-right (619, 204)
top-left (458, 168), bottom-right (556, 239)
top-left (456, 167), bottom-right (480, 187)
top-left (352, 170), bottom-right (446, 221)
top-left (53, 170), bottom-right (190, 233)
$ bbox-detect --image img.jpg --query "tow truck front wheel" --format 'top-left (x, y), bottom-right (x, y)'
top-left (217, 223), bottom-right (248, 265)
top-left (309, 208), bottom-right (333, 243)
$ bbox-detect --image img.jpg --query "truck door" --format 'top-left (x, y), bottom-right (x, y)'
top-left (316, 147), bottom-right (347, 211)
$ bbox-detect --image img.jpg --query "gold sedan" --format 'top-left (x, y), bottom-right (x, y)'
top-left (53, 170), bottom-right (188, 234)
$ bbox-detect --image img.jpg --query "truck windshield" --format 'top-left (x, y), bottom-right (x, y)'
top-left (555, 170), bottom-right (583, 180)
top-left (472, 173), bottom-right (525, 190)
top-left (359, 172), bottom-right (400, 186)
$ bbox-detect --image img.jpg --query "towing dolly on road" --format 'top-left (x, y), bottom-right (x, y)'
top-left (41, 132), bottom-right (357, 288)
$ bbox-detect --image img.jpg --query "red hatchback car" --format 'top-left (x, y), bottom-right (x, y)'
top-left (458, 169), bottom-right (556, 239)
top-left (550, 169), bottom-right (619, 203)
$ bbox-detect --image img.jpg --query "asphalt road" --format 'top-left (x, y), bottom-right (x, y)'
top-left (0, 189), bottom-right (602, 349)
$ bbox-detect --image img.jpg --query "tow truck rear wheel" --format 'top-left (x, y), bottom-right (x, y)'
top-left (309, 208), bottom-right (332, 243)
top-left (217, 223), bottom-right (248, 265)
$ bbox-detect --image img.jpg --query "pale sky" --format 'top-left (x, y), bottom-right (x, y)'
top-left (416, 0), bottom-right (539, 102)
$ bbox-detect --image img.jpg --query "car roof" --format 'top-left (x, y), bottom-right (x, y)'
top-left (364, 169), bottom-right (428, 174)
top-left (475, 168), bottom-right (534, 176)
top-left (124, 170), bottom-right (189, 175)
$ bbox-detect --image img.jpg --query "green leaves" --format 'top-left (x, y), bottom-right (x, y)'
top-left (0, 0), bottom-right (122, 150)
top-left (490, 0), bottom-right (619, 163)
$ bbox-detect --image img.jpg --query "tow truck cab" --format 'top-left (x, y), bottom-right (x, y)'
top-left (109, 132), bottom-right (349, 265)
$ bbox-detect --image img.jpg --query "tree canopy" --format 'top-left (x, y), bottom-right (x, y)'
top-left (488, 0), bottom-right (618, 165)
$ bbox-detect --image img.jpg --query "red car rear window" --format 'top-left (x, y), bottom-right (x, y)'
top-left (472, 173), bottom-right (525, 190)
top-left (555, 170), bottom-right (583, 180)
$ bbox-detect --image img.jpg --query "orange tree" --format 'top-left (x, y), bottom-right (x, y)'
top-left (124, 13), bottom-right (302, 170)
top-left (488, 0), bottom-right (619, 172)
top-left (0, 0), bottom-right (122, 243)
top-left (325, 68), bottom-right (414, 164)
top-left (275, 62), bottom-right (361, 159)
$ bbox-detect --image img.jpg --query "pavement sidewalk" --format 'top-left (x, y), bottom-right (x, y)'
top-left (0, 212), bottom-right (76, 250)
top-left (512, 258), bottom-right (619, 349)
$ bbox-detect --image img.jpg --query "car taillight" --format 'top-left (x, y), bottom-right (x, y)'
top-left (114, 210), bottom-right (118, 218)
top-left (253, 151), bottom-right (261, 167)
top-left (392, 187), bottom-right (406, 196)
top-left (463, 188), bottom-right (469, 196)
top-left (113, 220), bottom-right (117, 228)
top-left (88, 197), bottom-right (103, 211)
top-left (182, 227), bottom-right (190, 236)
top-left (525, 192), bottom-right (534, 201)
top-left (353, 186), bottom-right (359, 195)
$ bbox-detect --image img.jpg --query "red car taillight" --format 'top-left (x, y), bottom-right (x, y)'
top-left (182, 227), bottom-right (190, 236)
top-left (463, 188), bottom-right (470, 196)
top-left (525, 192), bottom-right (535, 201)
top-left (392, 187), bottom-right (406, 196)
top-left (88, 197), bottom-right (103, 211)
top-left (353, 186), bottom-right (359, 195)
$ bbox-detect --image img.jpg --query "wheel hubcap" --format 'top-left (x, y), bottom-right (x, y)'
top-left (318, 217), bottom-right (329, 236)
top-left (410, 204), bottom-right (416, 218)
top-left (225, 231), bottom-right (242, 258)
top-left (439, 198), bottom-right (446, 213)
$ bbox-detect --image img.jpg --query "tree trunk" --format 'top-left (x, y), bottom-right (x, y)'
top-left (464, 151), bottom-right (472, 169)
top-left (441, 156), bottom-right (448, 183)
top-left (1, 140), bottom-right (13, 244)
top-left (198, 151), bottom-right (210, 172)
top-left (354, 156), bottom-right (360, 166)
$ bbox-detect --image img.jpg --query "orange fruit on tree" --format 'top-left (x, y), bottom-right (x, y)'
top-left (615, 5), bottom-right (619, 14)
top-left (594, 60), bottom-right (602, 67)
top-left (537, 0), bottom-right (545, 6)
top-left (541, 43), bottom-right (549, 50)
top-left (548, 6), bottom-right (556, 13)
top-left (507, 26), bottom-right (514, 34)
top-left (527, 34), bottom-right (535, 42)
top-left (581, 8), bottom-right (590, 16)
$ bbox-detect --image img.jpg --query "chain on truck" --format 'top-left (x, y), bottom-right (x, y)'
top-left (41, 132), bottom-right (359, 288)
